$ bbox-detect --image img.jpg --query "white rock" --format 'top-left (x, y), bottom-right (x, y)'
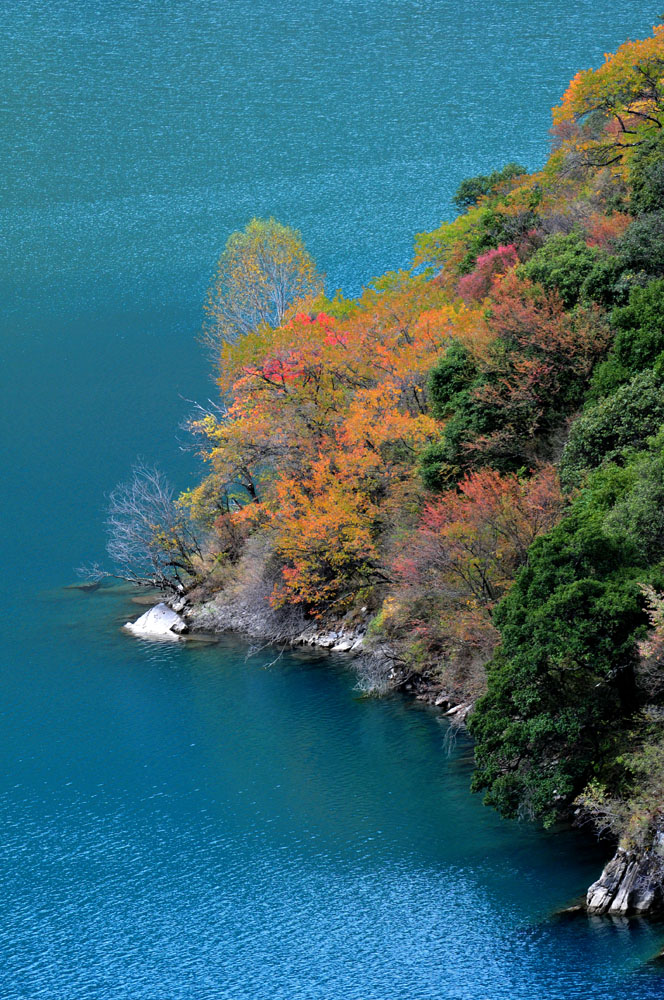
top-left (314, 634), bottom-right (336, 649)
top-left (587, 849), bottom-right (630, 913)
top-left (124, 603), bottom-right (187, 640)
top-left (332, 637), bottom-right (354, 652)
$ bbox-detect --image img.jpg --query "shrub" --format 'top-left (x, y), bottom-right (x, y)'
top-left (604, 438), bottom-right (664, 564)
top-left (520, 232), bottom-right (604, 308)
top-left (560, 369), bottom-right (664, 489)
top-left (452, 162), bottom-right (527, 211)
top-left (617, 211), bottom-right (664, 276)
top-left (590, 279), bottom-right (664, 395)
top-left (427, 340), bottom-right (477, 419)
top-left (579, 254), bottom-right (628, 307)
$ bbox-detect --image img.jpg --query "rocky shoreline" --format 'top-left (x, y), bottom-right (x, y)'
top-left (586, 844), bottom-right (664, 916)
top-left (124, 597), bottom-right (660, 918)
top-left (127, 598), bottom-right (475, 715)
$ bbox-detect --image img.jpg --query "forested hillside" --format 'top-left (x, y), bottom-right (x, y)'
top-left (112, 26), bottom-right (664, 876)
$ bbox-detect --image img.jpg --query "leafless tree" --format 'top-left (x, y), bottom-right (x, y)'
top-left (82, 462), bottom-right (203, 594)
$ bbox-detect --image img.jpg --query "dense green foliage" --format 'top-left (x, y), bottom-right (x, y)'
top-left (560, 370), bottom-right (664, 489)
top-left (590, 279), bottom-right (664, 396)
top-left (616, 211), bottom-right (664, 277)
top-left (427, 340), bottom-right (477, 418)
top-left (452, 162), bottom-right (527, 211)
top-left (520, 232), bottom-right (603, 308)
top-left (470, 452), bottom-right (658, 824)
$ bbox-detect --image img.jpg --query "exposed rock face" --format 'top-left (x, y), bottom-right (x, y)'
top-left (293, 625), bottom-right (365, 654)
top-left (185, 595), bottom-right (308, 642)
top-left (587, 845), bottom-right (664, 915)
top-left (124, 603), bottom-right (188, 640)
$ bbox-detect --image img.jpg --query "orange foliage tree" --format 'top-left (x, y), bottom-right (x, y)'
top-left (186, 274), bottom-right (490, 613)
top-left (552, 25), bottom-right (664, 169)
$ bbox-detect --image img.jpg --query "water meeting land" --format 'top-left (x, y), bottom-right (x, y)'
top-left (3, 3), bottom-right (664, 997)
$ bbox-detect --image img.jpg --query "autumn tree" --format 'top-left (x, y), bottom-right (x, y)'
top-left (204, 218), bottom-right (322, 351)
top-left (389, 466), bottom-right (563, 692)
top-left (186, 274), bottom-right (474, 612)
top-left (420, 274), bottom-right (610, 488)
top-left (552, 25), bottom-right (664, 169)
top-left (457, 244), bottom-right (518, 303)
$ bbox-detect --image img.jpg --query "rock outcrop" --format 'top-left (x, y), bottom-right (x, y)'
top-left (587, 844), bottom-right (664, 915)
top-left (124, 603), bottom-right (188, 640)
top-left (292, 625), bottom-right (365, 654)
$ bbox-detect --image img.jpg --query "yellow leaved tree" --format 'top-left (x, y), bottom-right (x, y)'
top-left (552, 24), bottom-right (664, 171)
top-left (203, 217), bottom-right (323, 352)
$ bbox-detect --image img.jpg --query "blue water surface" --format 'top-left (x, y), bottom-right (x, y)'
top-left (2, 2), bottom-right (664, 997)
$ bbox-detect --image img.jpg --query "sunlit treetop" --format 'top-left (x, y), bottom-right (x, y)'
top-left (203, 217), bottom-right (323, 352)
top-left (552, 24), bottom-right (664, 170)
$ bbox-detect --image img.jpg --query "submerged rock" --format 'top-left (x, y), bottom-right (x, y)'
top-left (124, 603), bottom-right (188, 640)
top-left (587, 846), bottom-right (664, 915)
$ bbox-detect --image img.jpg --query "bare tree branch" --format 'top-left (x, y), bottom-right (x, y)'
top-left (100, 462), bottom-right (202, 594)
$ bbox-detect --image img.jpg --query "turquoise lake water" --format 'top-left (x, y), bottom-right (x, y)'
top-left (3, 2), bottom-right (664, 996)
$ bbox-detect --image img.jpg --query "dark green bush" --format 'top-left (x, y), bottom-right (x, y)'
top-left (427, 340), bottom-right (477, 419)
top-left (629, 132), bottom-right (664, 215)
top-left (617, 211), bottom-right (664, 276)
top-left (560, 369), bottom-right (664, 489)
top-left (453, 162), bottom-right (527, 211)
top-left (419, 439), bottom-right (459, 492)
top-left (604, 438), bottom-right (664, 564)
top-left (469, 451), bottom-right (660, 825)
top-left (520, 232), bottom-right (604, 308)
top-left (580, 253), bottom-right (628, 307)
top-left (589, 279), bottom-right (664, 396)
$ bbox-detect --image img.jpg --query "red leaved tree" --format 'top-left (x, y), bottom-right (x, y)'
top-left (389, 465), bottom-right (564, 694)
